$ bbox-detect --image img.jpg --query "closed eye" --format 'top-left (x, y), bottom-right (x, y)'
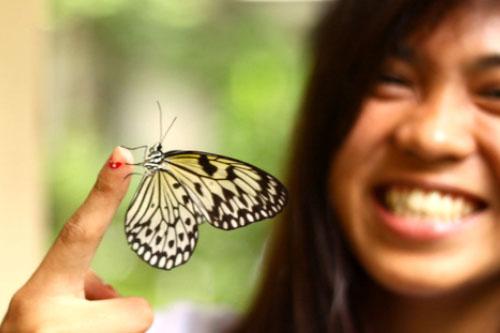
top-left (377, 73), bottom-right (410, 86)
top-left (479, 88), bottom-right (500, 99)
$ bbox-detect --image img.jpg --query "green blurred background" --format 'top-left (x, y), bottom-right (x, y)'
top-left (46, 0), bottom-right (321, 312)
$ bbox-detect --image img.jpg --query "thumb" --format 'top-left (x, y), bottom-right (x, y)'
top-left (84, 269), bottom-right (121, 300)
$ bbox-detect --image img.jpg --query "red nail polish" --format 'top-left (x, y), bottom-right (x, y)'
top-left (108, 160), bottom-right (123, 169)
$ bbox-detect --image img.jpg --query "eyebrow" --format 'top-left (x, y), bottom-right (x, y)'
top-left (469, 54), bottom-right (500, 72)
top-left (389, 46), bottom-right (500, 73)
top-left (389, 44), bottom-right (419, 64)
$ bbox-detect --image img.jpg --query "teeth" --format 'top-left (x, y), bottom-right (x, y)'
top-left (384, 186), bottom-right (476, 222)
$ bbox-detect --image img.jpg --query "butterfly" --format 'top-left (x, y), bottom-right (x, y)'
top-left (123, 114), bottom-right (288, 270)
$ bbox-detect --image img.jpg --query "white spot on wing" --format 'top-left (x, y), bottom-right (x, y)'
top-left (159, 256), bottom-right (166, 268)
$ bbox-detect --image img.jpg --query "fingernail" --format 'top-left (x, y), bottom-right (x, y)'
top-left (108, 160), bottom-right (123, 169)
top-left (107, 147), bottom-right (134, 170)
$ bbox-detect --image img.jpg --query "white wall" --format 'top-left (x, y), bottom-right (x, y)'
top-left (0, 0), bottom-right (46, 316)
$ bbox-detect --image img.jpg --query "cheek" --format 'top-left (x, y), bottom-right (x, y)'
top-left (329, 102), bottom-right (401, 275)
top-left (330, 100), bottom-right (402, 217)
top-left (474, 113), bottom-right (500, 187)
top-left (336, 102), bottom-right (397, 166)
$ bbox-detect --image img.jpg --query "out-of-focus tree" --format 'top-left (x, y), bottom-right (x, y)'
top-left (47, 0), bottom-right (320, 310)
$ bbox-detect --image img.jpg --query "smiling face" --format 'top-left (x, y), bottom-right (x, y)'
top-left (330, 2), bottom-right (500, 295)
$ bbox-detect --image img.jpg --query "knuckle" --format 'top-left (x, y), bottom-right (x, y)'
top-left (9, 290), bottom-right (33, 313)
top-left (94, 173), bottom-right (114, 195)
top-left (59, 213), bottom-right (90, 244)
top-left (4, 291), bottom-right (43, 332)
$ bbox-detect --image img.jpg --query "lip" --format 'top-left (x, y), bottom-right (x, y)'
top-left (370, 179), bottom-right (488, 241)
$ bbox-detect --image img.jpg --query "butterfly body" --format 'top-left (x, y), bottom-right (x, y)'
top-left (142, 143), bottom-right (167, 170)
top-left (125, 142), bottom-right (288, 270)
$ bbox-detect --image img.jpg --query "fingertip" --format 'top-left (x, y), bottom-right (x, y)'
top-left (108, 146), bottom-right (134, 173)
top-left (105, 146), bottom-right (134, 179)
top-left (92, 147), bottom-right (135, 200)
top-left (115, 146), bottom-right (135, 165)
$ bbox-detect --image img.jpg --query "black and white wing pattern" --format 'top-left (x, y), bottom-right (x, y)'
top-left (164, 151), bottom-right (288, 230)
top-left (125, 147), bottom-right (288, 270)
top-left (125, 165), bottom-right (204, 270)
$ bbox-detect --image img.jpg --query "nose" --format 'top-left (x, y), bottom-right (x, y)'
top-left (392, 85), bottom-right (476, 162)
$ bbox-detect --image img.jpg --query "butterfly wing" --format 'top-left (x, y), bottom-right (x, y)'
top-left (125, 168), bottom-right (204, 270)
top-left (164, 150), bottom-right (288, 230)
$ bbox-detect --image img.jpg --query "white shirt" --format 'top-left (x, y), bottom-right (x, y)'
top-left (148, 302), bottom-right (238, 333)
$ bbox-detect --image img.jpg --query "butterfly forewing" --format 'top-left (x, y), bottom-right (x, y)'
top-left (165, 151), bottom-right (288, 231)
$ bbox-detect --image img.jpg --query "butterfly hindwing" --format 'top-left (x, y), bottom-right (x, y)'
top-left (125, 168), bottom-right (203, 270)
top-left (164, 150), bottom-right (288, 230)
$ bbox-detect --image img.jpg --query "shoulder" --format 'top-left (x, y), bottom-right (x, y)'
top-left (148, 302), bottom-right (238, 333)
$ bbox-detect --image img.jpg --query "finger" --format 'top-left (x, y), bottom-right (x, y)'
top-left (84, 269), bottom-right (121, 300)
top-left (32, 146), bottom-right (134, 293)
top-left (48, 297), bottom-right (154, 333)
top-left (86, 297), bottom-right (154, 332)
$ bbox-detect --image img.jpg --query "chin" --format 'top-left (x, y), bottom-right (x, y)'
top-left (361, 252), bottom-right (495, 298)
top-left (373, 271), bottom-right (465, 298)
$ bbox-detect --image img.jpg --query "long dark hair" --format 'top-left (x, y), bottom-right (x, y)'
top-left (232, 0), bottom-right (475, 332)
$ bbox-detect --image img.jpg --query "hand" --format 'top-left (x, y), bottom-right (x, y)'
top-left (0, 147), bottom-right (154, 333)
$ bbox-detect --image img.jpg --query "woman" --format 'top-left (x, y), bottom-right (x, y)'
top-left (3, 0), bottom-right (500, 331)
top-left (237, 0), bottom-right (500, 331)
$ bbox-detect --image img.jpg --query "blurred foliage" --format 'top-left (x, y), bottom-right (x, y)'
top-left (47, 0), bottom-right (314, 312)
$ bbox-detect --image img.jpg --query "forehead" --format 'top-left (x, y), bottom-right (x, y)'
top-left (405, 3), bottom-right (500, 62)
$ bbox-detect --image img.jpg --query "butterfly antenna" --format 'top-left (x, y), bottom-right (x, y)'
top-left (161, 116), bottom-right (177, 144)
top-left (157, 100), bottom-right (163, 143)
